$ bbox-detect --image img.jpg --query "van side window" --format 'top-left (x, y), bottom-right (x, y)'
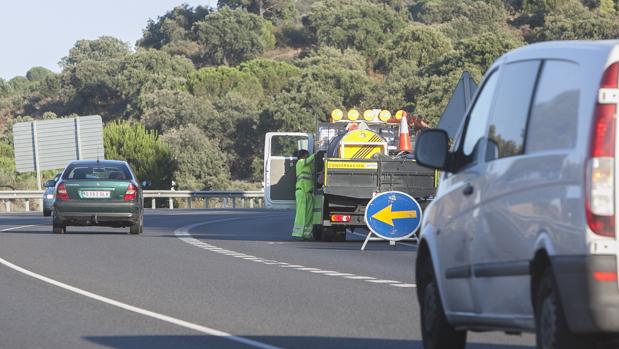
top-left (485, 60), bottom-right (541, 161)
top-left (461, 71), bottom-right (499, 164)
top-left (526, 61), bottom-right (580, 152)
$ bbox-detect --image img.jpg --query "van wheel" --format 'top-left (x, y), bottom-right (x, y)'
top-left (52, 223), bottom-right (65, 234)
top-left (420, 260), bottom-right (466, 349)
top-left (535, 268), bottom-right (594, 349)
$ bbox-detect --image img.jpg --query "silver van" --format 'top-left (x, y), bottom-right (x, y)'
top-left (414, 41), bottom-right (619, 349)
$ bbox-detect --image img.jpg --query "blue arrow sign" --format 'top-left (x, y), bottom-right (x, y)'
top-left (364, 191), bottom-right (422, 241)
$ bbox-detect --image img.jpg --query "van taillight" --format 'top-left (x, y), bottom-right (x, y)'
top-left (56, 183), bottom-right (69, 201)
top-left (586, 62), bottom-right (618, 237)
top-left (123, 183), bottom-right (138, 201)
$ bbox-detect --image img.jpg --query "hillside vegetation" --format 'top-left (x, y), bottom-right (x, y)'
top-left (1, 0), bottom-right (618, 189)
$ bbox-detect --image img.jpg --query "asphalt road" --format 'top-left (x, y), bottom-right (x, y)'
top-left (0, 210), bottom-right (535, 349)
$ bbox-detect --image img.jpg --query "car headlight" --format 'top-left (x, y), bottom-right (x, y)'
top-left (46, 194), bottom-right (54, 199)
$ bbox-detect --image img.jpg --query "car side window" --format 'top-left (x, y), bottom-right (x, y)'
top-left (485, 60), bottom-right (541, 161)
top-left (461, 70), bottom-right (499, 164)
top-left (526, 60), bottom-right (580, 152)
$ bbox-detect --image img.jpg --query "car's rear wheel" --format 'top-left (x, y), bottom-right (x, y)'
top-left (129, 213), bottom-right (143, 235)
top-left (535, 268), bottom-right (594, 349)
top-left (52, 223), bottom-right (65, 234)
top-left (419, 258), bottom-right (466, 349)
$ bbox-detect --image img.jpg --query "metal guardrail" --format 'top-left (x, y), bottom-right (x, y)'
top-left (0, 190), bottom-right (265, 213)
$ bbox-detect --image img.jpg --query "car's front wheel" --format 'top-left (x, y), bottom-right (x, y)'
top-left (419, 258), bottom-right (466, 349)
top-left (535, 268), bottom-right (594, 349)
top-left (43, 209), bottom-right (51, 217)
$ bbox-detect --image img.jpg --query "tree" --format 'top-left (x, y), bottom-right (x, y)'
top-left (26, 67), bottom-right (55, 82)
top-left (238, 59), bottom-right (301, 96)
top-left (0, 79), bottom-right (11, 98)
top-left (530, 2), bottom-right (619, 42)
top-left (139, 89), bottom-right (215, 133)
top-left (103, 120), bottom-right (175, 189)
top-left (441, 31), bottom-right (523, 74)
top-left (210, 93), bottom-right (262, 180)
top-left (58, 59), bottom-right (124, 121)
top-left (217, 0), bottom-right (298, 23)
top-left (8, 76), bottom-right (33, 93)
top-left (186, 66), bottom-right (264, 101)
top-left (192, 7), bottom-right (276, 66)
top-left (162, 126), bottom-right (231, 190)
top-left (114, 49), bottom-right (195, 117)
top-left (410, 0), bottom-right (506, 25)
top-left (137, 4), bottom-right (211, 60)
top-left (304, 0), bottom-right (406, 57)
top-left (60, 36), bottom-right (131, 68)
top-left (376, 24), bottom-right (453, 72)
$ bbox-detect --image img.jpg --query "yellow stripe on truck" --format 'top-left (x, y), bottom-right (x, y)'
top-left (326, 161), bottom-right (378, 170)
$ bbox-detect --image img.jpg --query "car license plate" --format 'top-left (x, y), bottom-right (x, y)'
top-left (81, 191), bottom-right (110, 199)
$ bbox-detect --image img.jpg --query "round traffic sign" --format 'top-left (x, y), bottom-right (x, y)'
top-left (364, 191), bottom-right (422, 241)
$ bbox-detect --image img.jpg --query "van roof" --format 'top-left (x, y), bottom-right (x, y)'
top-left (494, 40), bottom-right (619, 67)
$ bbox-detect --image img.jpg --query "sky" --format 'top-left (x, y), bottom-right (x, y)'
top-left (0, 0), bottom-right (218, 80)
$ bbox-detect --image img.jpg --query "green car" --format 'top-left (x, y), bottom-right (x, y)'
top-left (52, 160), bottom-right (144, 235)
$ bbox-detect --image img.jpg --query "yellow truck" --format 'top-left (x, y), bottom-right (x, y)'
top-left (263, 109), bottom-right (437, 241)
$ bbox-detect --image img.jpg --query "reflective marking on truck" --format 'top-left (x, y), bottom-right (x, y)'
top-left (326, 161), bottom-right (378, 170)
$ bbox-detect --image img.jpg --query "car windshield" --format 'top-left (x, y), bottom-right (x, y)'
top-left (62, 163), bottom-right (131, 180)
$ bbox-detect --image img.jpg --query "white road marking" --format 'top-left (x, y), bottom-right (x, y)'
top-left (366, 279), bottom-right (400, 284)
top-left (323, 272), bottom-right (354, 277)
top-left (0, 225), bottom-right (281, 349)
top-left (1, 224), bottom-right (39, 232)
top-left (174, 218), bottom-right (417, 289)
top-left (344, 276), bottom-right (376, 280)
top-left (391, 283), bottom-right (417, 288)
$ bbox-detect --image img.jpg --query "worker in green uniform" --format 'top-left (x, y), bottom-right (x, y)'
top-left (292, 149), bottom-right (315, 240)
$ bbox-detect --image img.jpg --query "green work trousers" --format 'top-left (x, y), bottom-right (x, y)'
top-left (292, 189), bottom-right (314, 239)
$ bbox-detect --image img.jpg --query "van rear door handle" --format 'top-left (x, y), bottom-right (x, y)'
top-left (462, 183), bottom-right (474, 196)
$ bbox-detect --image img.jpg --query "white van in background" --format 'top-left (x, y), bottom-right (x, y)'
top-left (414, 41), bottom-right (619, 349)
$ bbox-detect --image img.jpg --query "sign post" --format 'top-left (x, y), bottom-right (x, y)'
top-left (362, 191), bottom-right (422, 250)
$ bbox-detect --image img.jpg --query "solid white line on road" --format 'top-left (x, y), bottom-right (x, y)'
top-left (323, 272), bottom-right (354, 277)
top-left (174, 218), bottom-right (417, 290)
top-left (1, 224), bottom-right (39, 232)
top-left (0, 225), bottom-right (281, 349)
top-left (391, 283), bottom-right (417, 288)
top-left (344, 276), bottom-right (376, 280)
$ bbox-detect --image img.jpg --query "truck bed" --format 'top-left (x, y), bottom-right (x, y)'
top-left (322, 158), bottom-right (436, 201)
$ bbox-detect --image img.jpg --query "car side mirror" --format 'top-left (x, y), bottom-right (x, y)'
top-left (44, 180), bottom-right (56, 188)
top-left (414, 129), bottom-right (450, 171)
top-left (141, 180), bottom-right (151, 188)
